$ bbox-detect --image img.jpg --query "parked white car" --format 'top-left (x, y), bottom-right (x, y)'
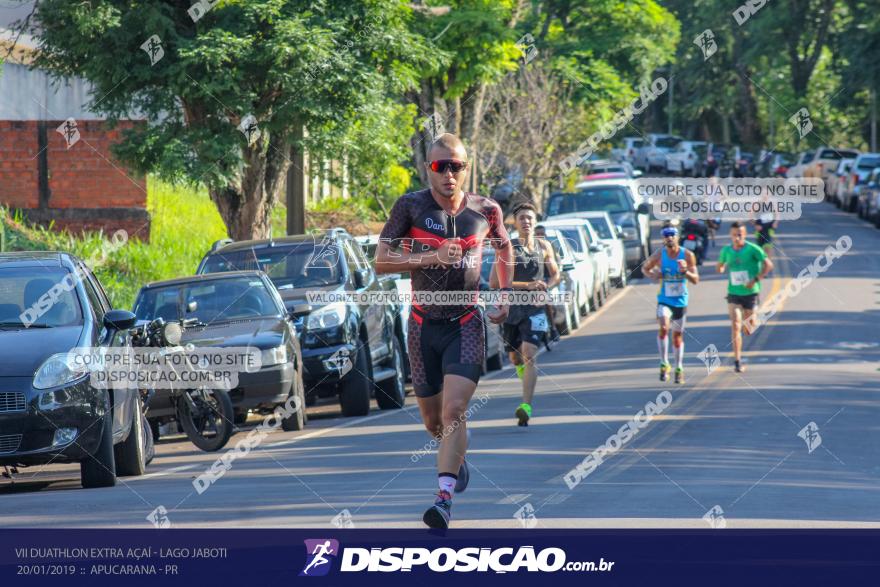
top-left (634, 134), bottom-right (684, 173)
top-left (538, 218), bottom-right (607, 312)
top-left (786, 151), bottom-right (815, 178)
top-left (665, 140), bottom-right (707, 175)
top-left (611, 137), bottom-right (644, 165)
top-left (566, 211), bottom-right (627, 288)
top-left (839, 152), bottom-right (880, 212)
top-left (536, 219), bottom-right (599, 316)
top-left (827, 158), bottom-right (856, 201)
top-left (803, 147), bottom-right (860, 182)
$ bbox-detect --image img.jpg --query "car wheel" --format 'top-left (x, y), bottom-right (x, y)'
top-left (616, 263), bottom-right (628, 287)
top-left (282, 362), bottom-right (307, 431)
top-left (558, 303), bottom-right (572, 336)
top-left (80, 409), bottom-right (116, 489)
top-left (339, 343), bottom-right (371, 417)
top-left (143, 413), bottom-right (155, 467)
top-left (115, 397), bottom-right (146, 477)
top-left (376, 336), bottom-right (406, 410)
top-left (578, 286), bottom-right (589, 317)
top-left (570, 299), bottom-right (582, 329)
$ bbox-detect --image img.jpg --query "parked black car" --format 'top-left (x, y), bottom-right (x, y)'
top-left (0, 252), bottom-right (149, 488)
top-left (133, 271), bottom-right (309, 433)
top-left (197, 229), bottom-right (406, 417)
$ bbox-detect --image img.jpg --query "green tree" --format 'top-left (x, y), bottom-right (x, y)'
top-left (31, 0), bottom-right (428, 239)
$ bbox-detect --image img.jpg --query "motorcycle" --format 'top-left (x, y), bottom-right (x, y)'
top-left (130, 317), bottom-right (235, 452)
top-left (679, 219), bottom-right (708, 265)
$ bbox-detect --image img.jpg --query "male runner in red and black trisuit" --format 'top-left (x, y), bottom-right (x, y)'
top-left (375, 134), bottom-right (513, 529)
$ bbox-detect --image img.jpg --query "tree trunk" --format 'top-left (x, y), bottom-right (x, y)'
top-left (209, 132), bottom-right (290, 240)
top-left (733, 65), bottom-right (763, 146)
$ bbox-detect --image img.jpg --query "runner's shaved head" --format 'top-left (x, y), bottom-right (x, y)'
top-left (429, 133), bottom-right (468, 160)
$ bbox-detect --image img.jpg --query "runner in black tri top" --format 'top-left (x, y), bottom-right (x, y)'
top-left (491, 202), bottom-right (559, 426)
top-left (375, 133), bottom-right (513, 529)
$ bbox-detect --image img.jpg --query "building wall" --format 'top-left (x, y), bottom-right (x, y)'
top-left (0, 119), bottom-right (150, 239)
top-left (0, 61), bottom-right (149, 239)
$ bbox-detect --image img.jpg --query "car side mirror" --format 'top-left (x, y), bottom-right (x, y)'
top-left (632, 169), bottom-right (643, 178)
top-left (589, 244), bottom-right (603, 254)
top-left (562, 263), bottom-right (576, 272)
top-left (637, 203), bottom-right (650, 215)
top-left (288, 303), bottom-right (312, 318)
top-left (354, 268), bottom-right (369, 289)
top-left (104, 309), bottom-right (136, 331)
top-left (615, 225), bottom-right (624, 238)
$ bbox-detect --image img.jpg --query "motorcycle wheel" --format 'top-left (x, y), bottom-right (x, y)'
top-left (177, 388), bottom-right (235, 452)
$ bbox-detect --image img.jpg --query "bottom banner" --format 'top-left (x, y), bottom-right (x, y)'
top-left (2, 529), bottom-right (877, 586)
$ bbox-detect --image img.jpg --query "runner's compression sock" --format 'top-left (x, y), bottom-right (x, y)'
top-left (438, 473), bottom-right (458, 497)
top-left (674, 341), bottom-right (684, 370)
top-left (658, 336), bottom-right (669, 365)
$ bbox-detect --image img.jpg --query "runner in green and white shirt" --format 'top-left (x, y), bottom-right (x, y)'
top-left (717, 221), bottom-right (774, 373)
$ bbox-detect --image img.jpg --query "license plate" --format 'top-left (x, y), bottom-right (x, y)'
top-left (683, 240), bottom-right (697, 250)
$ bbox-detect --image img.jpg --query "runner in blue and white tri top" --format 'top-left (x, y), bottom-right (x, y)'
top-left (643, 224), bottom-right (700, 384)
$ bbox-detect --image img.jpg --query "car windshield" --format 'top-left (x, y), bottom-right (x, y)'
top-left (547, 187), bottom-right (633, 216)
top-left (711, 144), bottom-right (730, 156)
top-left (857, 156), bottom-right (880, 169)
top-left (542, 234), bottom-right (568, 260)
top-left (590, 165), bottom-right (625, 174)
top-left (820, 149), bottom-right (859, 160)
top-left (654, 137), bottom-right (681, 148)
top-left (694, 145), bottom-right (708, 157)
top-left (0, 267), bottom-right (84, 328)
top-left (134, 277), bottom-right (281, 323)
top-left (586, 218), bottom-right (614, 239)
top-left (802, 152), bottom-right (815, 163)
top-left (202, 242), bottom-right (344, 289)
top-left (554, 228), bottom-right (584, 254)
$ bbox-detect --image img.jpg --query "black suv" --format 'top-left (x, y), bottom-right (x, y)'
top-left (132, 271), bottom-right (309, 432)
top-left (197, 229), bottom-right (406, 417)
top-left (0, 252), bottom-right (149, 489)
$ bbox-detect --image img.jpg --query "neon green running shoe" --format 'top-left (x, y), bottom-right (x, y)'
top-left (515, 364), bottom-right (525, 380)
top-left (515, 403), bottom-right (532, 427)
top-left (659, 362), bottom-right (671, 382)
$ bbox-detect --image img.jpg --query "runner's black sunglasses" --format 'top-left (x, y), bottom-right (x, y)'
top-left (429, 159), bottom-right (467, 173)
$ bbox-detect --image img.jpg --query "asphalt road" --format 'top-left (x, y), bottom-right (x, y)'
top-left (2, 200), bottom-right (878, 529)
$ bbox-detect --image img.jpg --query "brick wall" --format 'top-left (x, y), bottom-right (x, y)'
top-left (0, 119), bottom-right (150, 240)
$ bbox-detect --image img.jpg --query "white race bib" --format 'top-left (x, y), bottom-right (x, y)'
top-left (730, 270), bottom-right (750, 286)
top-left (664, 281), bottom-right (685, 297)
top-left (529, 313), bottom-right (549, 332)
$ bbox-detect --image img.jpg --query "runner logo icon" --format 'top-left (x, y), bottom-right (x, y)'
top-left (300, 539), bottom-right (339, 577)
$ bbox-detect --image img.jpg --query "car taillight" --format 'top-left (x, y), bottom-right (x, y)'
top-left (776, 166), bottom-right (788, 174)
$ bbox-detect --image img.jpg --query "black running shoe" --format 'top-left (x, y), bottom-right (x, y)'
top-left (734, 360), bottom-right (745, 373)
top-left (674, 368), bottom-right (684, 384)
top-left (515, 403), bottom-right (531, 427)
top-left (423, 491), bottom-right (452, 529)
top-left (455, 460), bottom-right (469, 493)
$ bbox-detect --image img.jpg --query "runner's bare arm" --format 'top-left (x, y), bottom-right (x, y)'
top-left (541, 240), bottom-right (561, 289)
top-left (684, 250), bottom-right (700, 285)
top-left (642, 249), bottom-right (663, 281)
